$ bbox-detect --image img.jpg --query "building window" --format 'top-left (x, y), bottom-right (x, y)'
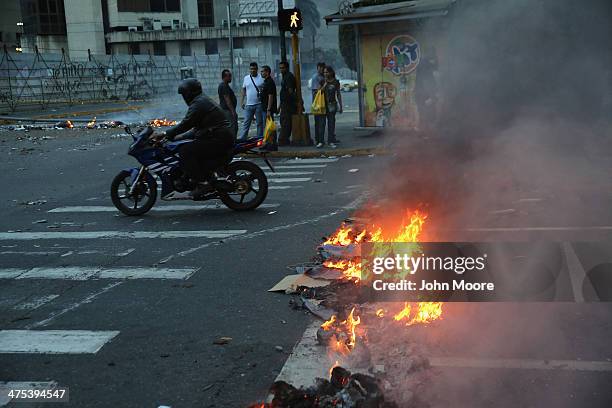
top-left (233, 37), bottom-right (244, 49)
top-left (197, 0), bottom-right (214, 27)
top-left (153, 41), bottom-right (166, 55)
top-left (179, 41), bottom-right (191, 56)
top-left (204, 39), bottom-right (218, 55)
top-left (20, 0), bottom-right (66, 36)
top-left (118, 0), bottom-right (180, 12)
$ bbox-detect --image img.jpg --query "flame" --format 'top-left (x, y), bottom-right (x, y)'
top-left (329, 360), bottom-right (340, 378)
top-left (66, 120), bottom-right (73, 128)
top-left (323, 210), bottom-right (427, 247)
top-left (86, 117), bottom-right (96, 128)
top-left (320, 315), bottom-right (337, 331)
top-left (320, 307), bottom-right (361, 355)
top-left (393, 302), bottom-right (443, 326)
top-left (149, 118), bottom-right (177, 127)
top-left (323, 259), bottom-right (362, 282)
top-left (375, 308), bottom-right (385, 318)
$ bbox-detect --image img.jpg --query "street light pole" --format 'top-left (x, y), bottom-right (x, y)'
top-left (227, 0), bottom-right (234, 75)
top-left (278, 0), bottom-right (287, 62)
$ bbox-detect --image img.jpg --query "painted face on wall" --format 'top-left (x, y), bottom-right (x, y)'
top-left (374, 82), bottom-right (397, 111)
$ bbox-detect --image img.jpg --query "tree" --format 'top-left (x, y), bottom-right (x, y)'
top-left (295, 0), bottom-right (321, 36)
top-left (338, 24), bottom-right (357, 71)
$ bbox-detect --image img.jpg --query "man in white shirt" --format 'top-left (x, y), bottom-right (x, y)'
top-left (239, 62), bottom-right (265, 140)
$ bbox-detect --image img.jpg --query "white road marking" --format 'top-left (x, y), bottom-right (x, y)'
top-left (465, 226), bottom-right (612, 232)
top-left (0, 267), bottom-right (197, 280)
top-left (284, 158), bottom-right (339, 164)
top-left (0, 251), bottom-right (59, 256)
top-left (48, 204), bottom-right (279, 213)
top-left (14, 295), bottom-right (59, 311)
top-left (26, 282), bottom-right (122, 329)
top-left (269, 186), bottom-right (303, 190)
top-left (561, 242), bottom-right (599, 302)
top-left (265, 171), bottom-right (315, 176)
top-left (429, 356), bottom-right (612, 371)
top-left (0, 230), bottom-right (247, 240)
top-left (268, 178), bottom-right (311, 183)
top-left (274, 165), bottom-right (327, 169)
top-left (0, 330), bottom-right (119, 354)
top-left (0, 382), bottom-right (57, 406)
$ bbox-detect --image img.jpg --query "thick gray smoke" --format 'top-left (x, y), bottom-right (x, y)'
top-left (374, 0), bottom-right (612, 231)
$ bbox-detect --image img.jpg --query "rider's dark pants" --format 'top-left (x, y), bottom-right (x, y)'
top-left (179, 135), bottom-right (233, 181)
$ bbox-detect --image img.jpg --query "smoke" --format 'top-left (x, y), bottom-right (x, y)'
top-left (372, 0), bottom-right (612, 232)
top-left (363, 1), bottom-right (612, 406)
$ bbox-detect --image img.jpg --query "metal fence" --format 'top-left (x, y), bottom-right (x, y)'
top-left (0, 46), bottom-right (274, 112)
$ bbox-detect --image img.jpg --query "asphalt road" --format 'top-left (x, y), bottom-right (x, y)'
top-left (1, 125), bottom-right (612, 407)
top-left (0, 127), bottom-right (376, 407)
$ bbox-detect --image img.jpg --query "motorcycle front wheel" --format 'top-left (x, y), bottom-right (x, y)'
top-left (110, 170), bottom-right (157, 216)
top-left (220, 161), bottom-right (268, 211)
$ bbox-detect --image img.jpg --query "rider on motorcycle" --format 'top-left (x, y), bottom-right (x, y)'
top-left (151, 78), bottom-right (234, 198)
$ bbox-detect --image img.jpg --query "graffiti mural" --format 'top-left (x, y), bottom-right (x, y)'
top-left (362, 33), bottom-right (423, 128)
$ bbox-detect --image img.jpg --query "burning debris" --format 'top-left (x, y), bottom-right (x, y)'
top-left (148, 118), bottom-right (177, 127)
top-left (263, 207), bottom-right (443, 407)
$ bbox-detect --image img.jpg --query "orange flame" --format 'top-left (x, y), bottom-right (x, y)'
top-left (86, 117), bottom-right (96, 128)
top-left (375, 308), bottom-right (385, 318)
top-left (323, 259), bottom-right (362, 282)
top-left (393, 302), bottom-right (443, 326)
top-left (66, 120), bottom-right (73, 128)
top-left (320, 307), bottom-right (361, 355)
top-left (149, 118), bottom-right (177, 127)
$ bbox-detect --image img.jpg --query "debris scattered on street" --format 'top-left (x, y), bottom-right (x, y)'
top-left (348, 168), bottom-right (359, 173)
top-left (213, 336), bottom-right (233, 345)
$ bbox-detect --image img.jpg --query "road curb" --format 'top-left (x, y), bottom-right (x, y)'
top-left (246, 146), bottom-right (388, 158)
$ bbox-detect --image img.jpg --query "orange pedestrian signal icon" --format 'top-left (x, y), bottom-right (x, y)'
top-left (278, 8), bottom-right (303, 32)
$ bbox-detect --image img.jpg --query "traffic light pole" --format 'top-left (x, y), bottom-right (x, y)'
top-left (278, 0), bottom-right (287, 62)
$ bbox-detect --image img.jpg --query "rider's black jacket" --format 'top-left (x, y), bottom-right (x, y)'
top-left (164, 94), bottom-right (232, 144)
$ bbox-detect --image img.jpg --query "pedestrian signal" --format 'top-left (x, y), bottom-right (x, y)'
top-left (278, 8), bottom-right (303, 32)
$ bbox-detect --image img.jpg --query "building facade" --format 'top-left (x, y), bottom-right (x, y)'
top-left (17, 0), bottom-right (292, 61)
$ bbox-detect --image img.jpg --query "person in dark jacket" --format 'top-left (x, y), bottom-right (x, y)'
top-left (278, 61), bottom-right (297, 145)
top-left (218, 69), bottom-right (238, 138)
top-left (151, 78), bottom-right (234, 198)
top-left (260, 65), bottom-right (278, 150)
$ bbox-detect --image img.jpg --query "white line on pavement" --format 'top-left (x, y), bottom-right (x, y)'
top-left (0, 330), bottom-right (119, 354)
top-left (0, 267), bottom-right (197, 280)
top-left (0, 230), bottom-right (247, 240)
top-left (26, 282), bottom-right (122, 329)
top-left (284, 158), bottom-right (339, 164)
top-left (14, 295), bottom-right (60, 311)
top-left (429, 356), bottom-right (612, 371)
top-left (0, 251), bottom-right (60, 256)
top-left (48, 204), bottom-right (279, 213)
top-left (274, 165), bottom-right (327, 169)
top-left (268, 178), bottom-right (311, 183)
top-left (265, 171), bottom-right (315, 176)
top-left (269, 186), bottom-right (303, 190)
top-left (561, 242), bottom-right (598, 302)
top-left (465, 226), bottom-right (612, 232)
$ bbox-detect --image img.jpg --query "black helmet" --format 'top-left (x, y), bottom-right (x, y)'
top-left (178, 78), bottom-right (202, 105)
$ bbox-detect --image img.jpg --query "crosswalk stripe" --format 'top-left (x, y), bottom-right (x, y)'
top-left (0, 330), bottom-right (119, 354)
top-left (284, 158), bottom-right (338, 164)
top-left (268, 185), bottom-right (303, 190)
top-left (0, 267), bottom-right (197, 280)
top-left (273, 165), bottom-right (327, 169)
top-left (265, 171), bottom-right (315, 176)
top-left (0, 230), bottom-right (246, 240)
top-left (268, 178), bottom-right (311, 183)
top-left (48, 204), bottom-right (279, 213)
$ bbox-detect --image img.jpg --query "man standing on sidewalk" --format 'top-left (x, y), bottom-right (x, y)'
top-left (239, 62), bottom-right (265, 140)
top-left (278, 61), bottom-right (297, 146)
top-left (218, 69), bottom-right (238, 139)
top-left (310, 62), bottom-right (326, 146)
top-left (260, 65), bottom-right (278, 151)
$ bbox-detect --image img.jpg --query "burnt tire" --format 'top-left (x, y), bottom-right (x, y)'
top-left (110, 170), bottom-right (157, 216)
top-left (220, 161), bottom-right (268, 211)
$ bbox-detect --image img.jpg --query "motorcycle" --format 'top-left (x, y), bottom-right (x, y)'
top-left (110, 126), bottom-right (274, 216)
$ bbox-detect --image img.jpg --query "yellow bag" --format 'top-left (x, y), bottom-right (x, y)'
top-left (263, 116), bottom-right (277, 144)
top-left (311, 88), bottom-right (326, 115)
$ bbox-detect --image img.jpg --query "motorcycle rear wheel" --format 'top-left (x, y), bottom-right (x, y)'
top-left (111, 170), bottom-right (157, 216)
top-left (220, 161), bottom-right (268, 211)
